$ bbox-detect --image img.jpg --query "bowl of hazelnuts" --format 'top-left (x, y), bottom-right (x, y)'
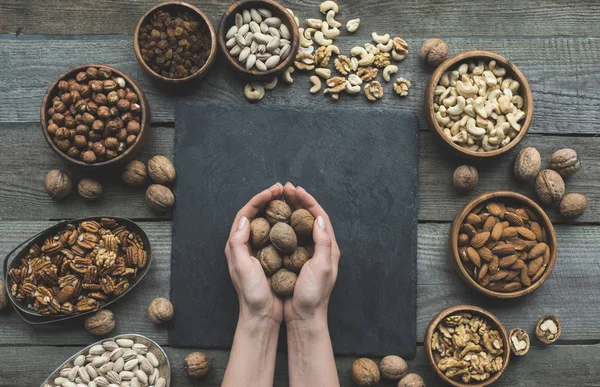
top-left (41, 64), bottom-right (150, 168)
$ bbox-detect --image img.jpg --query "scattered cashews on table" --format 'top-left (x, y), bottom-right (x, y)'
top-left (309, 76), bottom-right (322, 93)
top-left (319, 1), bottom-right (339, 14)
top-left (244, 82), bottom-right (265, 101)
top-left (283, 66), bottom-right (295, 84)
top-left (383, 65), bottom-right (399, 82)
top-left (346, 18), bottom-right (360, 33)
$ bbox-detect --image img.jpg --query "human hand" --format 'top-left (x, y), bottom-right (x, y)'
top-left (225, 183), bottom-right (284, 325)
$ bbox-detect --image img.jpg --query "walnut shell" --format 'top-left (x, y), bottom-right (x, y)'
top-left (270, 268), bottom-right (297, 297)
top-left (291, 209), bottom-right (315, 240)
top-left (270, 222), bottom-right (298, 254)
top-left (535, 169), bottom-right (565, 204)
top-left (535, 314), bottom-right (561, 344)
top-left (351, 358), bottom-right (381, 386)
top-left (509, 328), bottom-right (530, 356)
top-left (379, 355), bottom-right (408, 381)
top-left (184, 352), bottom-right (212, 379)
top-left (78, 178), bottom-right (102, 201)
top-left (148, 297), bottom-right (174, 325)
top-left (419, 38), bottom-right (448, 66)
top-left (146, 184), bottom-right (175, 211)
top-left (45, 169), bottom-right (72, 200)
top-left (265, 200), bottom-right (292, 224)
top-left (122, 160), bottom-right (147, 187)
top-left (559, 193), bottom-right (587, 218)
top-left (257, 245), bottom-right (283, 275)
top-left (548, 148), bottom-right (580, 177)
top-left (398, 373), bottom-right (426, 387)
top-left (0, 280), bottom-right (8, 312)
top-left (147, 155), bottom-right (176, 185)
top-left (250, 217), bottom-right (271, 249)
top-left (84, 309), bottom-right (116, 336)
top-left (513, 147), bottom-right (541, 182)
top-left (453, 165), bottom-right (478, 192)
top-left (283, 246), bottom-right (311, 273)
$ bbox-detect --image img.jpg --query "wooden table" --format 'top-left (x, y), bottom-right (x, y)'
top-left (0, 1), bottom-right (599, 385)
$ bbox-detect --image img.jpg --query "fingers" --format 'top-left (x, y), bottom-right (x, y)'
top-left (295, 186), bottom-right (338, 246)
top-left (229, 183), bottom-right (283, 238)
top-left (283, 182), bottom-right (301, 209)
top-left (310, 216), bottom-right (334, 273)
top-left (228, 216), bottom-right (252, 267)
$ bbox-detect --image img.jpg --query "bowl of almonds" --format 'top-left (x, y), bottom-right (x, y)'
top-left (450, 191), bottom-right (557, 299)
top-left (425, 51), bottom-right (533, 158)
top-left (217, 0), bottom-right (299, 77)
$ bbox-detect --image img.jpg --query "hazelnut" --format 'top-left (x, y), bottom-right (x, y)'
top-left (535, 169), bottom-right (565, 205)
top-left (117, 99), bottom-right (131, 112)
top-left (127, 120), bottom-right (141, 135)
top-left (107, 91), bottom-right (119, 105)
top-left (98, 67), bottom-right (112, 79)
top-left (90, 80), bottom-right (104, 93)
top-left (379, 355), bottom-right (408, 381)
top-left (74, 135), bottom-right (88, 149)
top-left (84, 309), bottom-right (116, 336)
top-left (513, 147), bottom-right (541, 182)
top-left (82, 150), bottom-right (97, 164)
top-left (0, 280), bottom-right (8, 312)
top-left (103, 79), bottom-right (117, 92)
top-left (420, 38), bottom-right (448, 66)
top-left (126, 92), bottom-right (139, 103)
top-left (291, 209), bottom-right (315, 240)
top-left (559, 193), bottom-right (587, 218)
top-left (86, 66), bottom-right (99, 79)
top-left (45, 169), bottom-right (72, 200)
top-left (75, 71), bottom-right (88, 83)
top-left (97, 106), bottom-right (111, 120)
top-left (535, 314), bottom-right (561, 344)
top-left (126, 134), bottom-right (137, 146)
top-left (257, 245), bottom-right (282, 275)
top-left (92, 142), bottom-right (106, 157)
top-left (122, 160), bottom-right (147, 187)
top-left (270, 222), bottom-right (298, 254)
top-left (105, 136), bottom-right (119, 150)
top-left (283, 246), bottom-right (311, 273)
top-left (453, 165), bottom-right (478, 192)
top-left (548, 148), bottom-right (581, 177)
top-left (265, 200), bottom-right (292, 224)
top-left (184, 352), bottom-right (211, 379)
top-left (250, 217), bottom-right (271, 249)
top-left (509, 328), bottom-right (530, 356)
top-left (270, 268), bottom-right (297, 297)
top-left (351, 358), bottom-right (380, 386)
top-left (398, 373), bottom-right (425, 387)
top-left (148, 297), bottom-right (174, 325)
top-left (147, 155), bottom-right (176, 185)
top-left (146, 184), bottom-right (175, 212)
top-left (78, 178), bottom-right (102, 201)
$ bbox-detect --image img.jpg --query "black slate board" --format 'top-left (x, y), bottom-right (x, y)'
top-left (170, 102), bottom-right (419, 357)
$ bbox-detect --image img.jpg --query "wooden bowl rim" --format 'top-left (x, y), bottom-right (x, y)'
top-left (133, 0), bottom-right (218, 83)
top-left (424, 50), bottom-right (534, 158)
top-left (450, 190), bottom-right (558, 299)
top-left (40, 64), bottom-right (150, 168)
top-left (217, 0), bottom-right (300, 77)
top-left (424, 304), bottom-right (511, 387)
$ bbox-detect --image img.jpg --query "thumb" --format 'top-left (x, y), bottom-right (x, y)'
top-left (229, 216), bottom-right (252, 260)
top-left (311, 216), bottom-right (333, 269)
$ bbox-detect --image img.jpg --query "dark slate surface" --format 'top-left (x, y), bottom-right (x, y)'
top-left (170, 102), bottom-right (419, 357)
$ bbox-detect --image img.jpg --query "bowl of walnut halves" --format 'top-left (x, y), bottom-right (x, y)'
top-left (4, 217), bottom-right (151, 324)
top-left (425, 305), bottom-right (510, 387)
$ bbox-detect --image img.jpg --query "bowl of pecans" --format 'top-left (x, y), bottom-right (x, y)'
top-left (41, 64), bottom-right (150, 168)
top-left (4, 217), bottom-right (151, 324)
top-left (134, 1), bottom-right (217, 83)
top-left (425, 305), bottom-right (510, 387)
top-left (450, 191), bottom-right (557, 299)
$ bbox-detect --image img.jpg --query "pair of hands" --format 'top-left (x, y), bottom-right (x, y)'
top-left (225, 182), bottom-right (340, 326)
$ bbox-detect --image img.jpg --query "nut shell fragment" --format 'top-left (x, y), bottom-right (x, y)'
top-left (509, 328), bottom-right (530, 356)
top-left (536, 314), bottom-right (561, 344)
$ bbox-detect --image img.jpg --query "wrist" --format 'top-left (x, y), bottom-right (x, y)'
top-left (286, 312), bottom-right (329, 339)
top-left (238, 308), bottom-right (281, 334)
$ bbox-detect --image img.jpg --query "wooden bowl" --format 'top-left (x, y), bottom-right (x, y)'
top-left (425, 305), bottom-right (510, 387)
top-left (134, 1), bottom-right (218, 83)
top-left (218, 0), bottom-right (299, 78)
top-left (450, 191), bottom-right (557, 299)
top-left (424, 50), bottom-right (533, 159)
top-left (40, 64), bottom-right (150, 169)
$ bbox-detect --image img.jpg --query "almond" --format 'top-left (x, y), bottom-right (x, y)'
top-left (467, 247), bottom-right (481, 267)
top-left (505, 212), bottom-right (524, 227)
top-left (486, 202), bottom-right (505, 217)
top-left (520, 266), bottom-right (531, 286)
top-left (505, 270), bottom-right (520, 282)
top-left (461, 223), bottom-right (477, 238)
top-left (477, 264), bottom-right (489, 281)
top-left (528, 243), bottom-right (548, 260)
top-left (477, 247), bottom-right (493, 262)
top-left (527, 257), bottom-right (544, 277)
top-left (499, 254), bottom-right (518, 268)
top-left (479, 275), bottom-right (491, 287)
top-left (530, 222), bottom-right (544, 242)
top-left (491, 270), bottom-right (508, 281)
top-left (543, 247), bottom-right (551, 265)
top-left (492, 244), bottom-right (516, 256)
top-left (466, 213), bottom-right (482, 226)
top-left (517, 227), bottom-right (537, 240)
top-left (532, 265), bottom-right (546, 282)
top-left (502, 282), bottom-right (522, 292)
top-left (458, 246), bottom-right (469, 263)
top-left (490, 223), bottom-right (503, 242)
top-left (501, 227), bottom-right (518, 240)
top-left (471, 232), bottom-right (490, 249)
top-left (489, 256), bottom-right (499, 274)
top-left (509, 259), bottom-right (526, 270)
top-left (483, 216), bottom-right (497, 232)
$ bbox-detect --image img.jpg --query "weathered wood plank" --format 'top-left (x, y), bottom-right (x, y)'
top-left (1, 0), bottom-right (599, 37)
top-left (0, 221), bottom-right (598, 345)
top-left (1, 344), bottom-right (598, 387)
top-left (1, 36), bottom-right (599, 135)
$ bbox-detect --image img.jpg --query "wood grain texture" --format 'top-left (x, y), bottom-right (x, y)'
top-left (1, 221), bottom-right (598, 345)
top-left (0, 36), bottom-right (599, 135)
top-left (0, 344), bottom-right (598, 386)
top-left (1, 0), bottom-right (600, 37)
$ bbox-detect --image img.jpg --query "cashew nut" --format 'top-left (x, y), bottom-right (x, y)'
top-left (305, 18), bottom-right (323, 29)
top-left (377, 40), bottom-right (394, 53)
top-left (298, 28), bottom-right (313, 48)
top-left (325, 10), bottom-right (342, 28)
top-left (472, 60), bottom-right (485, 76)
top-left (442, 89), bottom-right (457, 107)
top-left (452, 130), bottom-right (468, 144)
top-left (463, 104), bottom-right (476, 118)
top-left (436, 111), bottom-right (451, 126)
top-left (264, 76), bottom-right (278, 91)
top-left (304, 27), bottom-right (316, 40)
top-left (358, 53), bottom-right (375, 66)
top-left (447, 96), bottom-right (467, 116)
top-left (434, 85), bottom-right (446, 96)
top-left (351, 46), bottom-right (368, 57)
top-left (382, 65), bottom-right (398, 82)
top-left (319, 1), bottom-right (338, 14)
top-left (472, 97), bottom-right (488, 118)
top-left (456, 81), bottom-right (479, 98)
top-left (244, 82), bottom-right (265, 101)
top-left (314, 31), bottom-right (332, 46)
top-left (345, 81), bottom-right (361, 94)
top-left (283, 67), bottom-right (295, 84)
top-left (458, 63), bottom-right (469, 75)
top-left (346, 18), bottom-right (360, 33)
top-left (466, 118), bottom-right (486, 139)
top-left (350, 57), bottom-right (359, 71)
top-left (326, 45), bottom-right (340, 55)
top-left (498, 93), bottom-right (513, 114)
top-left (315, 68), bottom-right (332, 79)
top-left (298, 45), bottom-right (314, 55)
top-left (309, 76), bottom-right (322, 94)
top-left (372, 32), bottom-right (390, 45)
top-left (482, 70), bottom-right (497, 86)
top-left (364, 43), bottom-right (378, 53)
top-left (440, 72), bottom-right (450, 87)
top-left (348, 74), bottom-right (362, 86)
top-left (512, 95), bottom-right (524, 109)
top-left (321, 22), bottom-right (340, 39)
top-left (449, 71), bottom-right (459, 86)
top-left (391, 50), bottom-right (407, 61)
top-left (489, 60), bottom-right (506, 77)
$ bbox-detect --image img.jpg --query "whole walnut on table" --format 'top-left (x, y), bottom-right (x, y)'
top-left (122, 160), bottom-right (147, 187)
top-left (147, 155), bottom-right (176, 185)
top-left (351, 358), bottom-right (380, 386)
top-left (146, 184), bottom-right (175, 211)
top-left (45, 169), bottom-right (72, 200)
top-left (184, 352), bottom-right (212, 379)
top-left (148, 297), bottom-right (174, 325)
top-left (84, 309), bottom-right (116, 336)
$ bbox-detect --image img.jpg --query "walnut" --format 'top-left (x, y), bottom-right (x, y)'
top-left (364, 81), bottom-right (384, 102)
top-left (84, 309), bottom-right (116, 336)
top-left (45, 169), bottom-right (72, 200)
top-left (379, 355), bottom-right (408, 380)
top-left (313, 46), bottom-right (331, 67)
top-left (148, 297), bottom-right (174, 325)
top-left (438, 357), bottom-right (469, 372)
top-left (294, 53), bottom-right (315, 71)
top-left (250, 217), bottom-right (271, 249)
top-left (420, 38), bottom-right (448, 66)
top-left (122, 160), bottom-right (147, 187)
top-left (509, 328), bottom-right (530, 356)
top-left (324, 76), bottom-right (347, 94)
top-left (513, 147), bottom-right (541, 182)
top-left (184, 352), bottom-right (212, 379)
top-left (334, 55), bottom-right (353, 75)
top-left (0, 280), bottom-right (8, 312)
top-left (270, 222), bottom-right (297, 254)
top-left (398, 373), bottom-right (425, 387)
top-left (373, 52), bottom-right (391, 68)
top-left (536, 314), bottom-right (561, 344)
top-left (270, 268), bottom-right (297, 297)
top-left (291, 209), bottom-right (315, 240)
top-left (146, 184), bottom-right (175, 211)
top-left (548, 148), bottom-right (581, 177)
top-left (283, 246), bottom-right (311, 273)
top-left (392, 37), bottom-right (409, 56)
top-left (78, 178), bottom-right (102, 201)
top-left (357, 67), bottom-right (378, 82)
top-left (257, 245), bottom-right (283, 275)
top-left (393, 77), bottom-right (412, 97)
top-left (265, 200), bottom-right (292, 224)
top-left (535, 169), bottom-right (565, 204)
top-left (351, 358), bottom-right (380, 386)
top-left (560, 193), bottom-right (587, 218)
top-left (147, 155), bottom-right (176, 185)
top-left (453, 165), bottom-right (478, 192)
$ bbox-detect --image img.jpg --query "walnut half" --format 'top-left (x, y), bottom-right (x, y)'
top-left (536, 314), bottom-right (561, 344)
top-left (509, 328), bottom-right (530, 356)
